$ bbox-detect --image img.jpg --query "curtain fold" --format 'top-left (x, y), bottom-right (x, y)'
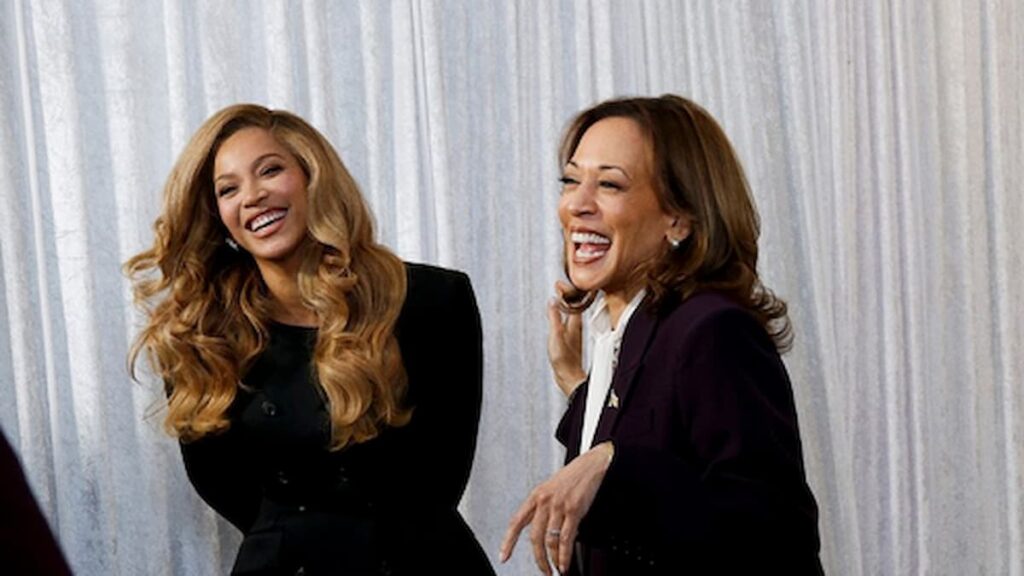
top-left (1, 1), bottom-right (1021, 574)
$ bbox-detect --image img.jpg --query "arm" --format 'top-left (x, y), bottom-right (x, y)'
top-left (179, 429), bottom-right (261, 532)
top-left (430, 271), bottom-right (483, 507)
top-left (582, 308), bottom-right (817, 559)
top-left (503, 307), bottom-right (817, 573)
top-left (398, 267), bottom-right (484, 510)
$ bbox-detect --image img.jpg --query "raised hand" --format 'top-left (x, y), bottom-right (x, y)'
top-left (548, 281), bottom-right (587, 397)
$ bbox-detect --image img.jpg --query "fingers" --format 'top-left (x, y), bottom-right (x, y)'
top-left (506, 440), bottom-right (610, 572)
top-left (544, 513), bottom-right (564, 573)
top-left (549, 300), bottom-right (585, 396)
top-left (557, 514), bottom-right (579, 574)
top-left (547, 300), bottom-right (565, 337)
top-left (499, 498), bottom-right (535, 563)
top-left (550, 282), bottom-right (583, 344)
top-left (529, 505), bottom-right (553, 575)
top-left (564, 312), bottom-right (582, 348)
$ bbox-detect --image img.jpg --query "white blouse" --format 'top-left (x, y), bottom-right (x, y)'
top-left (579, 289), bottom-right (647, 452)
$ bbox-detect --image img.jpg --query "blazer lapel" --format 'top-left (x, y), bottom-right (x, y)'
top-left (557, 379), bottom-right (588, 461)
top-left (592, 304), bottom-right (660, 444)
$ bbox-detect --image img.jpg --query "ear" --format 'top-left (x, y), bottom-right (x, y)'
top-left (665, 212), bottom-right (693, 245)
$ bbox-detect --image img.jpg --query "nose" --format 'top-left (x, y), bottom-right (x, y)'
top-left (241, 180), bottom-right (268, 207)
top-left (562, 177), bottom-right (597, 217)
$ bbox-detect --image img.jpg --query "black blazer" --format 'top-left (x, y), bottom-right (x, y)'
top-left (180, 263), bottom-right (494, 575)
top-left (557, 291), bottom-right (823, 575)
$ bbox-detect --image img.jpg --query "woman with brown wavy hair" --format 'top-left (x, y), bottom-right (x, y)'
top-left (127, 104), bottom-right (493, 575)
top-left (501, 95), bottom-right (822, 575)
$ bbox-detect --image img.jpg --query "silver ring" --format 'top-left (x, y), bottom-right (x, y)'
top-left (547, 529), bottom-right (561, 538)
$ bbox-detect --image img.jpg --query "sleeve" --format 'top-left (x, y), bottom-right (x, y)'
top-left (425, 271), bottom-right (483, 508)
top-left (179, 430), bottom-right (261, 532)
top-left (579, 308), bottom-right (818, 560)
top-left (555, 380), bottom-right (584, 449)
top-left (400, 269), bottom-right (484, 510)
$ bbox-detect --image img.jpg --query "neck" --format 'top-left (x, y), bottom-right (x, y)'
top-left (258, 261), bottom-right (318, 327)
top-left (604, 284), bottom-right (643, 330)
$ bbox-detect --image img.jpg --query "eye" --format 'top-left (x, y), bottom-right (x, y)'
top-left (260, 164), bottom-right (283, 177)
top-left (598, 180), bottom-right (623, 190)
top-left (217, 185), bottom-right (237, 197)
top-left (559, 175), bottom-right (579, 187)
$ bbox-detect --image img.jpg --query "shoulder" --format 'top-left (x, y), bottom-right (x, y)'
top-left (398, 261), bottom-right (478, 330)
top-left (658, 291), bottom-right (750, 330)
top-left (654, 291), bottom-right (771, 351)
top-left (404, 261), bottom-right (472, 301)
top-left (395, 263), bottom-right (483, 403)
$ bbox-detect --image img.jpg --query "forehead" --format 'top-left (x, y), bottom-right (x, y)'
top-left (570, 116), bottom-right (650, 169)
top-left (213, 127), bottom-right (289, 173)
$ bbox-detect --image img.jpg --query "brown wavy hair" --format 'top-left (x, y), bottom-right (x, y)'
top-left (126, 104), bottom-right (410, 450)
top-left (559, 95), bottom-right (792, 351)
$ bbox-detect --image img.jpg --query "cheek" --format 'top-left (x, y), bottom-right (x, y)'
top-left (287, 173), bottom-right (308, 197)
top-left (290, 178), bottom-right (310, 214)
top-left (556, 198), bottom-right (571, 227)
top-left (215, 199), bottom-right (234, 227)
top-left (611, 218), bottom-right (651, 257)
top-left (627, 226), bottom-right (665, 262)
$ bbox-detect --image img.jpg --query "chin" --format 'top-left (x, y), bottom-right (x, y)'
top-left (252, 244), bottom-right (303, 264)
top-left (568, 270), bottom-right (607, 293)
top-left (567, 249), bottom-right (618, 293)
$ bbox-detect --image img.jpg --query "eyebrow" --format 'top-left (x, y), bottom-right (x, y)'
top-left (214, 152), bottom-right (284, 183)
top-left (565, 160), bottom-right (632, 180)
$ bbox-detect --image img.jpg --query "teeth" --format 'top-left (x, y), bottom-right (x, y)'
top-left (575, 245), bottom-right (608, 258)
top-left (249, 210), bottom-right (286, 232)
top-left (570, 232), bottom-right (611, 244)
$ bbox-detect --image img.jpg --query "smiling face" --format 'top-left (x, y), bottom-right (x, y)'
top-left (559, 117), bottom-right (688, 305)
top-left (213, 127), bottom-right (310, 273)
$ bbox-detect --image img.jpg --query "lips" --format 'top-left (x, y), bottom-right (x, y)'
top-left (570, 230), bottom-right (611, 262)
top-left (246, 209), bottom-right (287, 233)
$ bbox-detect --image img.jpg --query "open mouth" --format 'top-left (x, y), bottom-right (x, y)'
top-left (570, 231), bottom-right (611, 262)
top-left (246, 209), bottom-right (287, 233)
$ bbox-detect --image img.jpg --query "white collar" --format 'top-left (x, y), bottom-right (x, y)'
top-left (586, 289), bottom-right (648, 338)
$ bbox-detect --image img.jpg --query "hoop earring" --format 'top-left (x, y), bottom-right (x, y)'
top-left (226, 237), bottom-right (240, 251)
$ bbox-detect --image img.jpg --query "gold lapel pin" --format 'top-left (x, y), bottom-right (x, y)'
top-left (608, 390), bottom-right (620, 409)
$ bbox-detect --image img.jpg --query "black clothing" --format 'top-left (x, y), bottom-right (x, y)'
top-left (180, 263), bottom-right (494, 575)
top-left (0, 429), bottom-right (73, 575)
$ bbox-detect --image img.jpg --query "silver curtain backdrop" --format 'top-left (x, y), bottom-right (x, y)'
top-left (1, 1), bottom-right (1021, 574)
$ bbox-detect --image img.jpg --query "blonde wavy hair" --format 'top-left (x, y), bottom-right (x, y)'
top-left (126, 104), bottom-right (410, 450)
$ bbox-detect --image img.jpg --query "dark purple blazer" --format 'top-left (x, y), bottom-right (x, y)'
top-left (557, 292), bottom-right (823, 575)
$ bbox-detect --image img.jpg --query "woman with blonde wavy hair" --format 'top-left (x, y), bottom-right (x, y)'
top-left (500, 95), bottom-right (822, 575)
top-left (127, 104), bottom-right (493, 575)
